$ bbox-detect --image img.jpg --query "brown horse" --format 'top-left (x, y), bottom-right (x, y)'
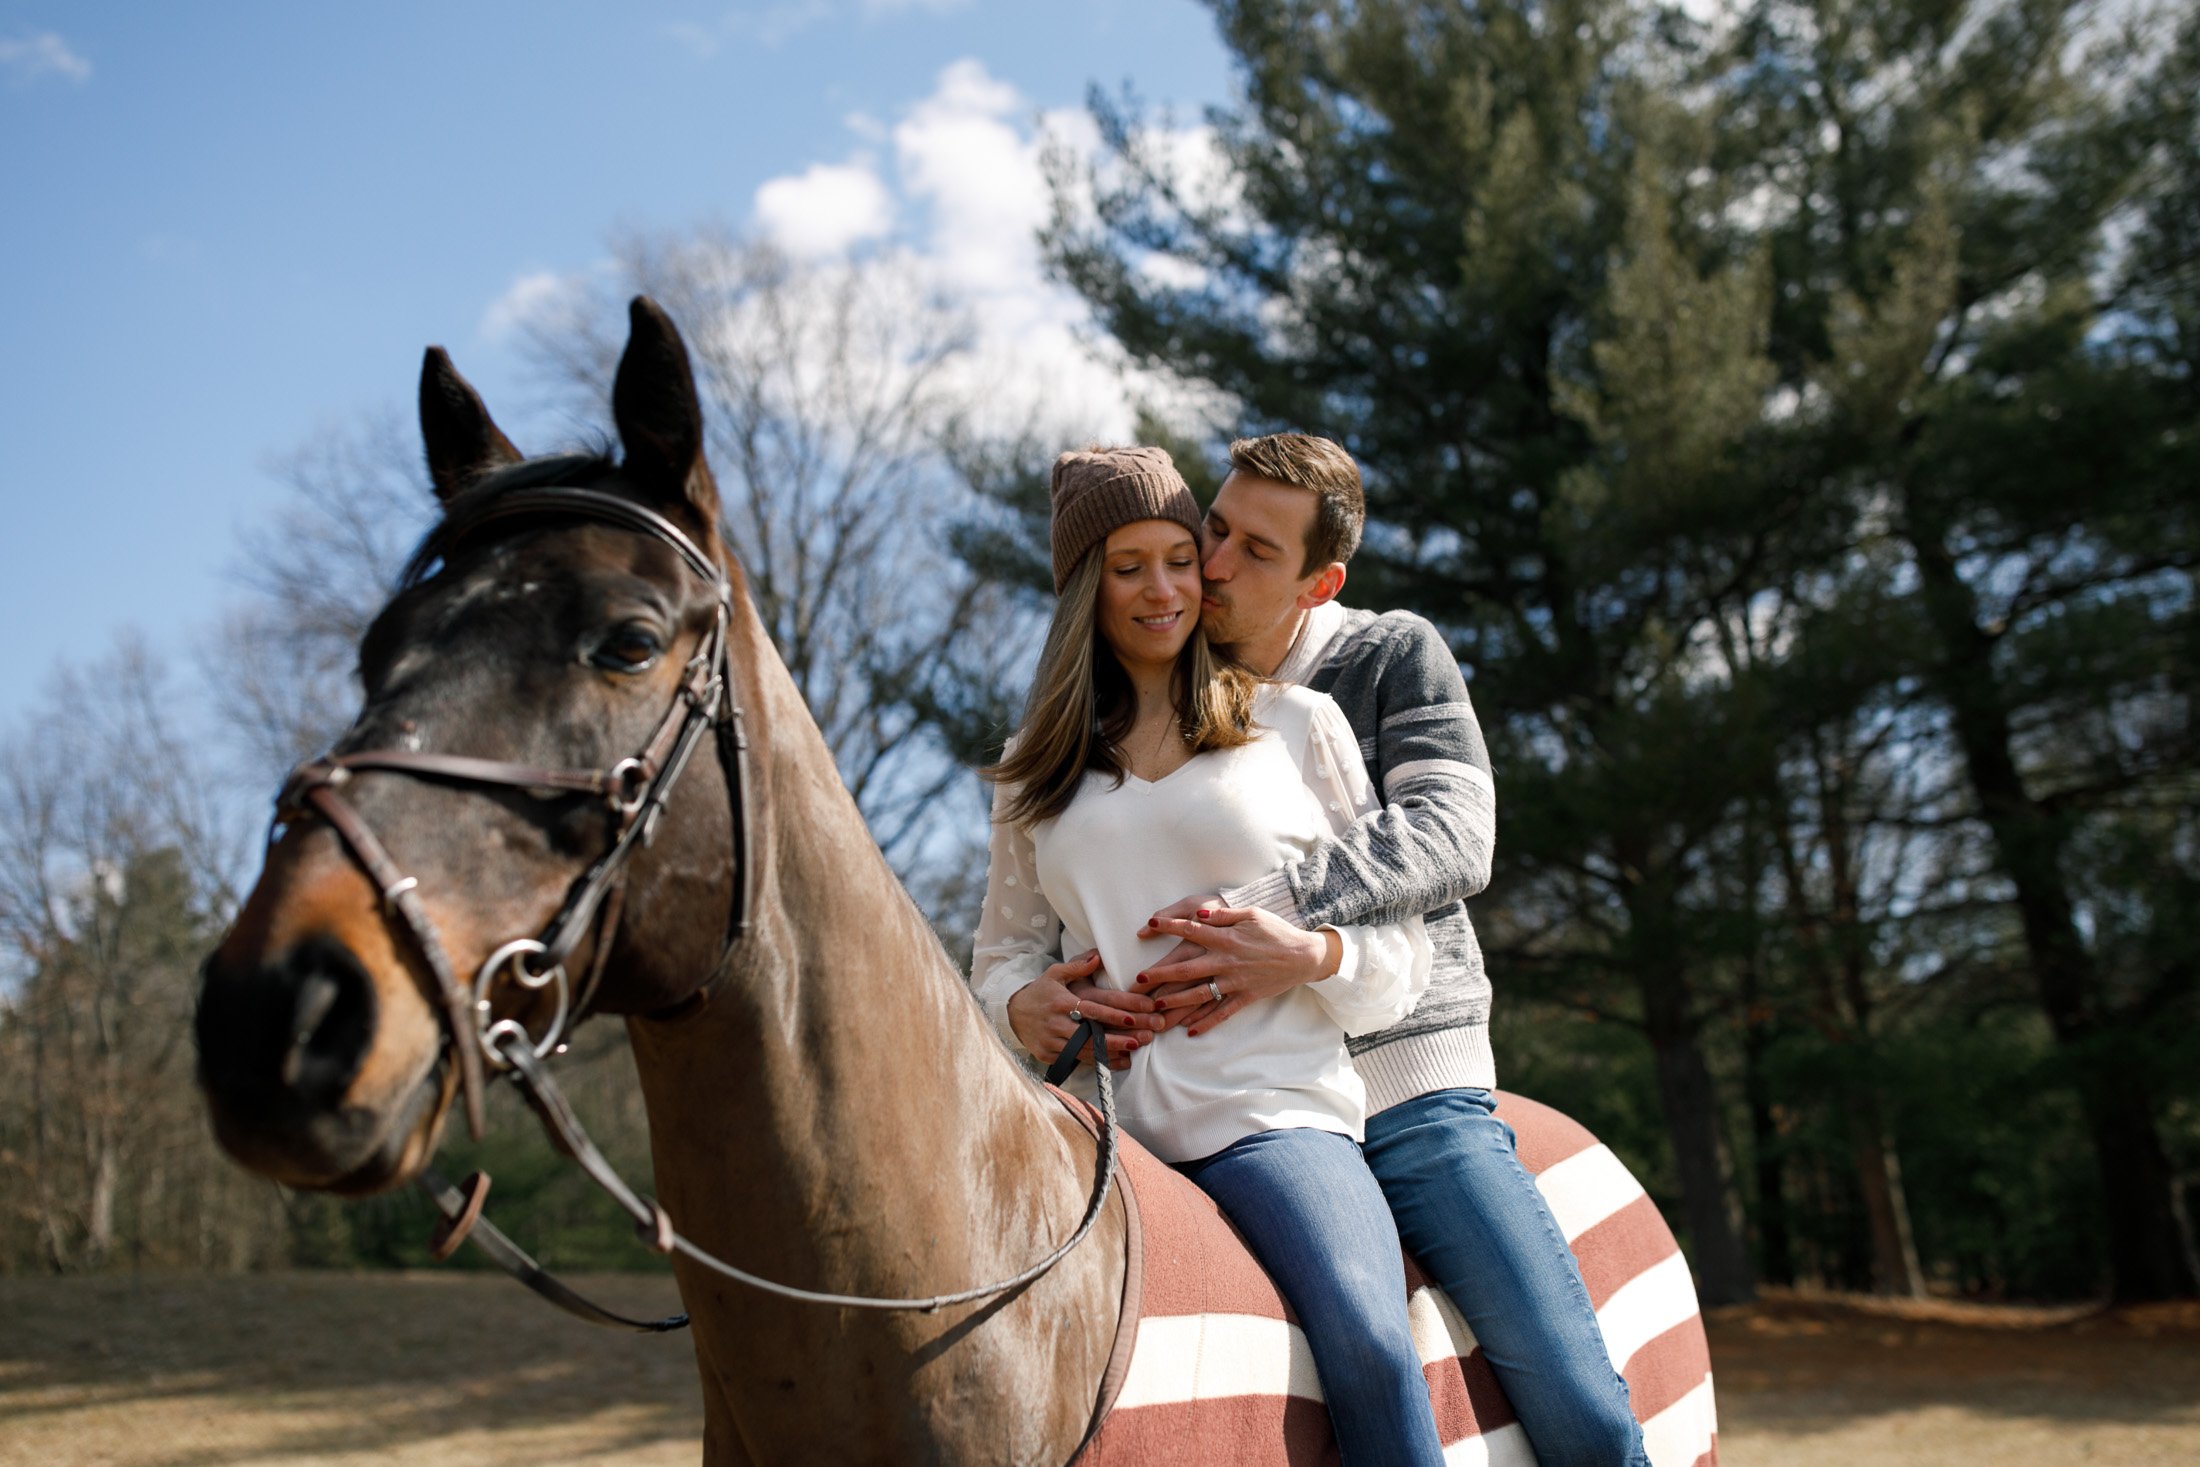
top-left (196, 299), bottom-right (1716, 1465)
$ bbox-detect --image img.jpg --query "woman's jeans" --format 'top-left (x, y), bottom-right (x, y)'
top-left (1179, 1127), bottom-right (1446, 1467)
top-left (1362, 1088), bottom-right (1650, 1467)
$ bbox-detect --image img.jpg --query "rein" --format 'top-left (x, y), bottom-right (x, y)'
top-left (273, 477), bottom-right (1120, 1331)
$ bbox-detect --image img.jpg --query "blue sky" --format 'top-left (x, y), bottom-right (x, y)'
top-left (0, 0), bottom-right (1231, 728)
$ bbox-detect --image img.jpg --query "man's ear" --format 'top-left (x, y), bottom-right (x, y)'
top-left (1298, 562), bottom-right (1347, 610)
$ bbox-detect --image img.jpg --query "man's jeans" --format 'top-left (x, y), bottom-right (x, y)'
top-left (1363, 1088), bottom-right (1651, 1467)
top-left (1180, 1127), bottom-right (1447, 1467)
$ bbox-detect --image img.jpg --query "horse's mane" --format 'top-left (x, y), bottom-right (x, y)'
top-left (399, 449), bottom-right (620, 589)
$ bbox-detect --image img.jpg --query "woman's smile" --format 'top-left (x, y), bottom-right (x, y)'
top-left (1098, 519), bottom-right (1204, 673)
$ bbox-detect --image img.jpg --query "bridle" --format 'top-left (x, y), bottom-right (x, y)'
top-left (276, 475), bottom-right (757, 1144)
top-left (270, 468), bottom-right (1119, 1335)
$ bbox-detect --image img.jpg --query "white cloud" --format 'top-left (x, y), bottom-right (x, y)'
top-left (870, 62), bottom-right (1154, 441)
top-left (870, 60), bottom-right (1242, 445)
top-left (756, 161), bottom-right (894, 257)
top-left (0, 31), bottom-right (91, 85)
top-left (894, 60), bottom-right (1042, 292)
top-left (504, 56), bottom-right (1218, 448)
top-left (481, 269), bottom-right (583, 342)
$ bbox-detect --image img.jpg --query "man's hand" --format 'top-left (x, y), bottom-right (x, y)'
top-left (1004, 951), bottom-right (1162, 1069)
top-left (1133, 901), bottom-right (1343, 1036)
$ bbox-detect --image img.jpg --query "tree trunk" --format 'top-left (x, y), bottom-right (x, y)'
top-left (1739, 957), bottom-right (1795, 1287)
top-left (1646, 1022), bottom-right (1756, 1306)
top-left (1846, 1092), bottom-right (1926, 1297)
top-left (1767, 749), bottom-right (1927, 1297)
top-left (1907, 510), bottom-right (2200, 1301)
top-left (1625, 867), bottom-right (1757, 1306)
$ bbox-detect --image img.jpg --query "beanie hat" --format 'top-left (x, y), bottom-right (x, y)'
top-left (1048, 445), bottom-right (1203, 593)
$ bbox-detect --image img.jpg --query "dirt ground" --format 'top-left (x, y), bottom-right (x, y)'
top-left (2, 1274), bottom-right (2196, 1465)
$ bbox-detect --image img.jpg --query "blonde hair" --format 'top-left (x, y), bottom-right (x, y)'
top-left (985, 545), bottom-right (1262, 827)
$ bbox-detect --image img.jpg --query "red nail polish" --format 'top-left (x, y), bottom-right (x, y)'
top-left (1196, 908), bottom-right (1212, 918)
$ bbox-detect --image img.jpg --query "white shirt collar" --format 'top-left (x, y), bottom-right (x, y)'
top-left (1272, 599), bottom-right (1348, 687)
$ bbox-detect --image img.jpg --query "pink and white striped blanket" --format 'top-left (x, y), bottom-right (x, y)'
top-left (1074, 1091), bottom-right (1718, 1465)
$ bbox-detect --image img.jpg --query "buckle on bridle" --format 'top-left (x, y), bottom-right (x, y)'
top-left (606, 757), bottom-right (651, 816)
top-left (474, 937), bottom-right (571, 1067)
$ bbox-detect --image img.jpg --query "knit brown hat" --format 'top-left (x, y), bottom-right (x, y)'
top-left (1048, 445), bottom-right (1203, 593)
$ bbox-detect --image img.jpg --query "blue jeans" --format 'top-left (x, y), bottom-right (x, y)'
top-left (1179, 1127), bottom-right (1446, 1467)
top-left (1363, 1088), bottom-right (1649, 1467)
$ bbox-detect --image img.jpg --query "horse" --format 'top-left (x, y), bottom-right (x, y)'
top-left (195, 297), bottom-right (1717, 1465)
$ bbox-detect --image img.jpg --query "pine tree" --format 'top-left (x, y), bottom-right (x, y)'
top-left (1719, 0), bottom-right (2200, 1300)
top-left (1037, 0), bottom-right (2200, 1301)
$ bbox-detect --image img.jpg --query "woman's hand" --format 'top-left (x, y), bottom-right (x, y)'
top-left (1005, 951), bottom-right (1162, 1070)
top-left (1135, 903), bottom-right (1342, 1036)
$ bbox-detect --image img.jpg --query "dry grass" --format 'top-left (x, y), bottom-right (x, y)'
top-left (1704, 1289), bottom-right (2200, 1466)
top-left (3, 1274), bottom-right (2197, 1464)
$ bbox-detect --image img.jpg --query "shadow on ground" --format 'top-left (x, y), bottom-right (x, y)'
top-left (0, 1271), bottom-right (702, 1466)
top-left (6, 1275), bottom-right (2200, 1466)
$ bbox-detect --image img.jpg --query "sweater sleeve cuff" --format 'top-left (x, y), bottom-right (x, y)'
top-left (1222, 869), bottom-right (1304, 927)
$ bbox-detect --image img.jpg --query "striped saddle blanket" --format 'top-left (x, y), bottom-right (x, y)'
top-left (1074, 1091), bottom-right (1718, 1465)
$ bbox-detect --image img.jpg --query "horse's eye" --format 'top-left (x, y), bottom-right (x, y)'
top-left (589, 626), bottom-right (664, 672)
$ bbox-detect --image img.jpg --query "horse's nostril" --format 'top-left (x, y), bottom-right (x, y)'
top-left (199, 936), bottom-right (378, 1109)
top-left (277, 939), bottom-right (376, 1104)
top-left (279, 972), bottom-right (343, 1089)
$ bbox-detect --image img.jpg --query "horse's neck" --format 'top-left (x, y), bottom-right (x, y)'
top-left (621, 617), bottom-right (1126, 1461)
top-left (628, 636), bottom-right (1080, 1304)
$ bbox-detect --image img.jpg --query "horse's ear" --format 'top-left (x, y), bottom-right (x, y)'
top-left (612, 297), bottom-right (719, 523)
top-left (419, 347), bottom-right (522, 502)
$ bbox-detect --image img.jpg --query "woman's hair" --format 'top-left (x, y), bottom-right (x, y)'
top-left (984, 542), bottom-right (1262, 827)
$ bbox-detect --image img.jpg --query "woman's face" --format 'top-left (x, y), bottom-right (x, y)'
top-left (1095, 519), bottom-right (1202, 674)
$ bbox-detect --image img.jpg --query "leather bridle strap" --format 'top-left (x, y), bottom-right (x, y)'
top-left (460, 1025), bottom-right (1122, 1317)
top-left (283, 475), bottom-right (1121, 1337)
top-left (274, 485), bottom-right (753, 1141)
top-left (286, 776), bottom-right (494, 1140)
top-left (419, 1166), bottom-right (691, 1333)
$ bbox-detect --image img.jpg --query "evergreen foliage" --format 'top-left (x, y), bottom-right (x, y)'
top-left (992, 0), bottom-right (2200, 1302)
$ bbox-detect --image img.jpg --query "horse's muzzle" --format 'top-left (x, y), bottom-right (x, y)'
top-left (196, 935), bottom-right (443, 1193)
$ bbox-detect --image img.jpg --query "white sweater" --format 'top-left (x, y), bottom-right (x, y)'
top-left (970, 683), bottom-right (1431, 1162)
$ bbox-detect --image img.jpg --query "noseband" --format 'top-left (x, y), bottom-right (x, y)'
top-left (276, 481), bottom-right (757, 1141)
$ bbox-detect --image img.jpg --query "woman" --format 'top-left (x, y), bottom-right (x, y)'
top-left (969, 446), bottom-right (1446, 1466)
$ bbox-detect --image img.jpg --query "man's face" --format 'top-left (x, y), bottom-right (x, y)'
top-left (1200, 472), bottom-right (1325, 646)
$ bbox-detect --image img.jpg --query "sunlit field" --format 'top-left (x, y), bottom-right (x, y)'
top-left (2, 1274), bottom-right (2195, 1466)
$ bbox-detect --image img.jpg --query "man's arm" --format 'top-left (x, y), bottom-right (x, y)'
top-left (1139, 635), bottom-right (1486, 1024)
top-left (1226, 616), bottom-right (1495, 930)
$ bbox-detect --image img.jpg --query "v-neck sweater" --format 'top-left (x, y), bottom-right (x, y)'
top-left (975, 683), bottom-right (1431, 1163)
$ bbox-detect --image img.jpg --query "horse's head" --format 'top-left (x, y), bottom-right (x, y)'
top-left (197, 298), bottom-right (747, 1195)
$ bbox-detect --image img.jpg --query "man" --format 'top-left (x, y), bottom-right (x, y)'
top-left (1117, 434), bottom-right (1646, 1466)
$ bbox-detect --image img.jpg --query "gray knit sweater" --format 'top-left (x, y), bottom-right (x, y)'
top-left (1220, 601), bottom-right (1497, 1112)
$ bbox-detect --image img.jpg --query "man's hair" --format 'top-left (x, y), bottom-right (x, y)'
top-left (1226, 432), bottom-right (1365, 574)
